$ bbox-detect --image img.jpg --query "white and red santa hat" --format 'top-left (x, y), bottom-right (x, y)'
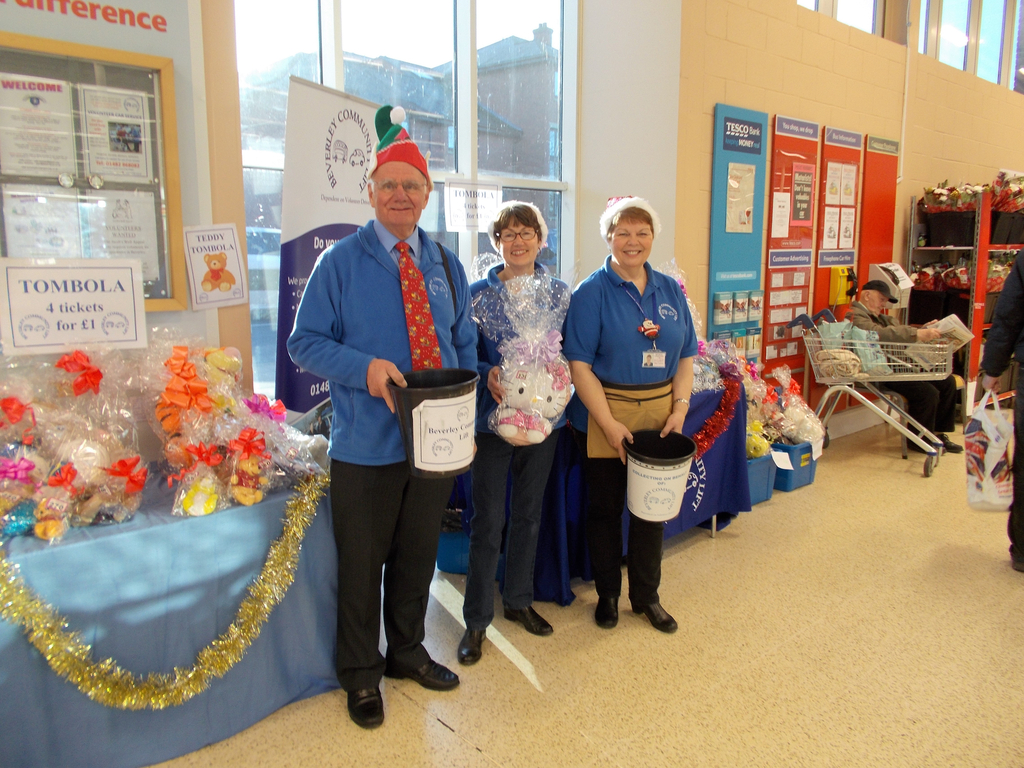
top-left (599, 196), bottom-right (662, 240)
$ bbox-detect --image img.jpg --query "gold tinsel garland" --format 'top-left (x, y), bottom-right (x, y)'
top-left (0, 472), bottom-right (329, 710)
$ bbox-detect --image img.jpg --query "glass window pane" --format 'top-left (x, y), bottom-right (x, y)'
top-left (836, 0), bottom-right (876, 33)
top-left (419, 181), bottom-right (460, 258)
top-left (474, 189), bottom-right (562, 277)
top-left (235, 0), bottom-right (320, 167)
top-left (796, 0), bottom-right (816, 9)
top-left (243, 168), bottom-right (283, 397)
top-left (978, 0), bottom-right (1007, 83)
top-left (1014, 0), bottom-right (1024, 92)
top-left (939, 0), bottom-right (972, 70)
top-left (477, 2), bottom-right (563, 181)
top-left (920, 0), bottom-right (930, 53)
top-left (340, 0), bottom-right (455, 173)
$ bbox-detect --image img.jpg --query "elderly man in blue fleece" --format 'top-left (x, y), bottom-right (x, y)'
top-left (287, 105), bottom-right (477, 730)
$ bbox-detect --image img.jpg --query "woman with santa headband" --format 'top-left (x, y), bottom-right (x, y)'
top-left (563, 197), bottom-right (697, 634)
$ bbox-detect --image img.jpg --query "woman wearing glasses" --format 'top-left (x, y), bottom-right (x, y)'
top-left (563, 196), bottom-right (697, 634)
top-left (457, 201), bottom-right (570, 665)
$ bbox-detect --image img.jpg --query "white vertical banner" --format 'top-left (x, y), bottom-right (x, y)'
top-left (275, 78), bottom-right (377, 411)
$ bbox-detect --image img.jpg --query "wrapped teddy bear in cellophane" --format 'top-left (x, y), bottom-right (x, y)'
top-left (166, 422), bottom-right (229, 517)
top-left (223, 425), bottom-right (275, 506)
top-left (769, 365), bottom-right (825, 445)
top-left (473, 273), bottom-right (572, 447)
top-left (0, 444), bottom-right (48, 539)
top-left (241, 393), bottom-right (329, 480)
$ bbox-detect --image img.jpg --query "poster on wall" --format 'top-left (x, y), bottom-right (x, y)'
top-left (790, 163), bottom-right (815, 225)
top-left (822, 207), bottom-right (840, 250)
top-left (771, 192), bottom-right (791, 238)
top-left (82, 190), bottom-right (160, 280)
top-left (825, 162), bottom-right (841, 205)
top-left (725, 163), bottom-right (756, 233)
top-left (276, 78), bottom-right (377, 412)
top-left (79, 85), bottom-right (153, 183)
top-left (444, 181), bottom-right (501, 232)
top-left (1, 183), bottom-right (82, 260)
top-left (841, 164), bottom-right (858, 205)
top-left (183, 223), bottom-right (247, 310)
top-left (0, 73), bottom-right (76, 177)
top-left (839, 208), bottom-right (856, 249)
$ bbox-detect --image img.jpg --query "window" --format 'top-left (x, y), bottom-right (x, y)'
top-left (799, 0), bottom-right (879, 34)
top-left (235, 1), bottom-right (577, 396)
top-left (921, 0), bottom-right (1023, 91)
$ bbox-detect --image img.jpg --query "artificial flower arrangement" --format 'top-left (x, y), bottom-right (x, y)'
top-left (919, 180), bottom-right (986, 213)
top-left (989, 170), bottom-right (1024, 213)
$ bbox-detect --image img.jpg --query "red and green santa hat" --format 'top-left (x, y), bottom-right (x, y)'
top-left (368, 104), bottom-right (430, 182)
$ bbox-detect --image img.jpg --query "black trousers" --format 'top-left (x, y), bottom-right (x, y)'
top-left (1010, 386), bottom-right (1024, 560)
top-left (572, 427), bottom-right (663, 605)
top-left (885, 374), bottom-right (958, 435)
top-left (330, 460), bottom-right (453, 691)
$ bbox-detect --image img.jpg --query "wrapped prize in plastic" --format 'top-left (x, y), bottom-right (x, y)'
top-left (473, 273), bottom-right (572, 446)
top-left (168, 440), bottom-right (228, 517)
top-left (226, 427), bottom-right (274, 506)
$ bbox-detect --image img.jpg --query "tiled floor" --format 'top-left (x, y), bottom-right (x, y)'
top-left (155, 424), bottom-right (1024, 767)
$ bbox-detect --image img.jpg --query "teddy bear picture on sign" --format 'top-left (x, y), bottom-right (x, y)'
top-left (183, 223), bottom-right (249, 310)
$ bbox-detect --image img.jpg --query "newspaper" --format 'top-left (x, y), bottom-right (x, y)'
top-left (932, 314), bottom-right (974, 353)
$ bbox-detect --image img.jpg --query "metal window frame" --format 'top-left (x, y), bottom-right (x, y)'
top-left (816, 0), bottom-right (883, 35)
top-left (923, 0), bottom-right (1022, 91)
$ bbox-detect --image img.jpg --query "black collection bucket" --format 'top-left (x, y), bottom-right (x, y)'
top-left (623, 430), bottom-right (698, 522)
top-left (388, 368), bottom-right (479, 478)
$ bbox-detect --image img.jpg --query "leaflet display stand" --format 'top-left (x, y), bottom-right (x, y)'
top-left (707, 104), bottom-right (768, 361)
top-left (762, 115), bottom-right (819, 377)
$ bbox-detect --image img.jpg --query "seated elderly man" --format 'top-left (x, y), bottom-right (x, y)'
top-left (847, 280), bottom-right (963, 454)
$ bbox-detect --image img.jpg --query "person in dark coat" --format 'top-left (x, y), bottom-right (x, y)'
top-left (981, 250), bottom-right (1024, 571)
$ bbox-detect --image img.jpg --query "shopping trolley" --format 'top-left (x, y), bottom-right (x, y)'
top-left (792, 310), bottom-right (954, 477)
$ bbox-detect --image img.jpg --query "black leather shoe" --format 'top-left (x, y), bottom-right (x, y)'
top-left (938, 434), bottom-right (964, 454)
top-left (384, 660), bottom-right (460, 691)
top-left (457, 629), bottom-right (485, 665)
top-left (594, 596), bottom-right (618, 629)
top-left (632, 601), bottom-right (678, 633)
top-left (347, 687), bottom-right (384, 729)
top-left (503, 605), bottom-right (554, 636)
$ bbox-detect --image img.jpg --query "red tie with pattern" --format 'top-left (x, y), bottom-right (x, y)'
top-left (396, 241), bottom-right (443, 370)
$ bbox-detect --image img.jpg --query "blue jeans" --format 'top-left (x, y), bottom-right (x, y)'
top-left (463, 429), bottom-right (561, 631)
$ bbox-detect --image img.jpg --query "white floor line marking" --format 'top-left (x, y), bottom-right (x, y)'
top-left (430, 575), bottom-right (545, 693)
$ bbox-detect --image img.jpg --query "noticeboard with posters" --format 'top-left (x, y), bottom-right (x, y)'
top-left (0, 31), bottom-right (187, 311)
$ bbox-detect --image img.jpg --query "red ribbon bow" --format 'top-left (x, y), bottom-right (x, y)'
top-left (106, 456), bottom-right (148, 495)
top-left (229, 428), bottom-right (269, 460)
top-left (0, 397), bottom-right (36, 445)
top-left (55, 351), bottom-right (103, 396)
top-left (48, 463), bottom-right (80, 496)
top-left (167, 442), bottom-right (224, 487)
top-left (156, 348), bottom-right (212, 434)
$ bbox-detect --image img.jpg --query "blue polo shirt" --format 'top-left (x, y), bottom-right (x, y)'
top-left (563, 255), bottom-right (699, 430)
top-left (470, 263), bottom-right (570, 433)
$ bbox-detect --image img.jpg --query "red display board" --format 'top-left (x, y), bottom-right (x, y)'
top-left (812, 127), bottom-right (863, 322)
top-left (762, 115), bottom-right (819, 378)
top-left (858, 136), bottom-right (900, 278)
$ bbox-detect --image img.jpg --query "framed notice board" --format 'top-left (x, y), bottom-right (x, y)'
top-left (0, 31), bottom-right (187, 311)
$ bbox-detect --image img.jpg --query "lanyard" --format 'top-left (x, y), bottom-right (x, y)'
top-left (620, 283), bottom-right (660, 344)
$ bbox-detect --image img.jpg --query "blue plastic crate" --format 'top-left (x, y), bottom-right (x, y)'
top-left (747, 455), bottom-right (777, 505)
top-left (772, 441), bottom-right (817, 492)
top-left (436, 530), bottom-right (470, 574)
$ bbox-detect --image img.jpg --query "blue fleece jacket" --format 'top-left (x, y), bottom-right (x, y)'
top-left (287, 220), bottom-right (478, 466)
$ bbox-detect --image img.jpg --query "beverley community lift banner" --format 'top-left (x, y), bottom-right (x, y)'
top-left (276, 78), bottom-right (376, 412)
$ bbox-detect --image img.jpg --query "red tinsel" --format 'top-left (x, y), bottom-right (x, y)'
top-left (691, 378), bottom-right (741, 458)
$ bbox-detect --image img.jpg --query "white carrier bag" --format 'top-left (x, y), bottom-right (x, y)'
top-left (964, 390), bottom-right (1014, 511)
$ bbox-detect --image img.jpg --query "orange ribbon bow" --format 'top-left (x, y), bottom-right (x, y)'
top-left (106, 456), bottom-right (149, 495)
top-left (55, 351), bottom-right (103, 396)
top-left (48, 464), bottom-right (80, 496)
top-left (167, 442), bottom-right (223, 486)
top-left (229, 428), bottom-right (269, 460)
top-left (156, 348), bottom-right (213, 434)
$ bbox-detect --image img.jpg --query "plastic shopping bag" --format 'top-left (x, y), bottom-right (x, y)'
top-left (964, 390), bottom-right (1014, 511)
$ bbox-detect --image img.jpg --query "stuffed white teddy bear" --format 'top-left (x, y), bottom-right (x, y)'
top-left (493, 360), bottom-right (571, 445)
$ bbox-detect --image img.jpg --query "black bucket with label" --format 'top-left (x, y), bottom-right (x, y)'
top-left (388, 368), bottom-right (479, 478)
top-left (623, 430), bottom-right (697, 522)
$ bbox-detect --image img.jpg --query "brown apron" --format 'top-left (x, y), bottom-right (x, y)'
top-left (586, 380), bottom-right (673, 459)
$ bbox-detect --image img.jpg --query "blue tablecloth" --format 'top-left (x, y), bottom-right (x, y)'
top-left (455, 386), bottom-right (751, 606)
top-left (0, 482), bottom-right (340, 768)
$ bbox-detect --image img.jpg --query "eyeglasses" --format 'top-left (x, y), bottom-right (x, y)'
top-left (499, 230), bottom-right (538, 243)
top-left (374, 179), bottom-right (427, 195)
